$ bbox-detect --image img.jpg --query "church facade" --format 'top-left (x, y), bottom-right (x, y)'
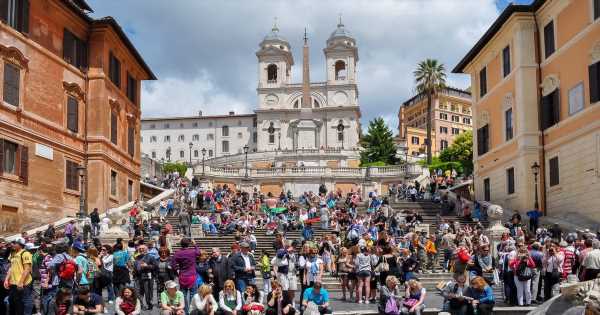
top-left (141, 21), bottom-right (362, 164)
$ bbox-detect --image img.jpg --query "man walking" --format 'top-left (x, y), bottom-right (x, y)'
top-left (90, 208), bottom-right (101, 237)
top-left (178, 208), bottom-right (192, 237)
top-left (134, 244), bottom-right (158, 310)
top-left (4, 238), bottom-right (34, 315)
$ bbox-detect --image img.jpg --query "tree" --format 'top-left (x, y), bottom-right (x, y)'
top-left (360, 118), bottom-right (399, 166)
top-left (162, 162), bottom-right (188, 175)
top-left (414, 59), bottom-right (446, 164)
top-left (439, 130), bottom-right (473, 175)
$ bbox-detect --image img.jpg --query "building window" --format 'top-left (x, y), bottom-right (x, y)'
top-left (163, 135), bottom-right (170, 143)
top-left (452, 115), bottom-right (460, 122)
top-left (568, 82), bottom-right (584, 115)
top-left (541, 89), bottom-right (560, 130)
top-left (335, 60), bottom-right (347, 80)
top-left (222, 125), bottom-right (229, 137)
top-left (179, 150), bottom-right (184, 158)
top-left (452, 128), bottom-right (460, 135)
top-left (440, 140), bottom-right (448, 150)
top-left (411, 137), bottom-right (419, 145)
top-left (180, 123), bottom-right (184, 128)
top-left (1, 140), bottom-right (18, 175)
top-left (110, 170), bottom-right (117, 196)
top-left (63, 29), bottom-right (88, 69)
top-left (127, 126), bottom-right (134, 156)
top-left (477, 124), bottom-right (489, 156)
top-left (208, 149), bottom-right (213, 157)
top-left (151, 151), bottom-right (156, 158)
top-left (253, 132), bottom-right (257, 143)
top-left (506, 167), bottom-right (515, 194)
top-left (65, 160), bottom-right (79, 191)
top-left (267, 64), bottom-right (277, 82)
top-left (0, 0), bottom-right (29, 33)
top-left (150, 124), bottom-right (155, 129)
top-left (208, 122), bottom-right (213, 127)
top-left (505, 108), bottom-right (513, 141)
top-left (268, 122), bottom-right (275, 144)
top-left (450, 104), bottom-right (458, 112)
top-left (549, 156), bottom-right (560, 187)
top-left (439, 126), bottom-right (448, 134)
top-left (109, 52), bottom-right (121, 87)
top-left (439, 113), bottom-right (448, 120)
top-left (178, 135), bottom-right (184, 142)
top-left (3, 62), bottom-right (20, 106)
top-left (164, 123), bottom-right (170, 129)
top-left (192, 134), bottom-right (199, 141)
top-left (595, 0), bottom-right (600, 20)
top-left (479, 67), bottom-right (487, 97)
top-left (483, 178), bottom-right (491, 202)
top-left (238, 132), bottom-right (243, 139)
top-left (502, 45), bottom-right (511, 77)
top-left (222, 140), bottom-right (229, 153)
top-left (589, 61), bottom-right (600, 104)
top-left (127, 180), bottom-right (133, 202)
top-left (544, 20), bottom-right (555, 58)
top-left (193, 122), bottom-right (198, 128)
top-left (127, 73), bottom-right (137, 103)
top-left (207, 133), bottom-right (214, 141)
top-left (110, 112), bottom-right (118, 145)
top-left (194, 150), bottom-right (198, 158)
top-left (66, 96), bottom-right (79, 133)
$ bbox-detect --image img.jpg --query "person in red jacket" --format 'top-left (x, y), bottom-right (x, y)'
top-left (510, 249), bottom-right (536, 306)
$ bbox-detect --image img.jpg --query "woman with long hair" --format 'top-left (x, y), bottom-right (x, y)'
top-left (218, 279), bottom-right (242, 315)
top-left (87, 247), bottom-right (101, 297)
top-left (191, 284), bottom-right (218, 315)
top-left (98, 245), bottom-right (115, 303)
top-left (402, 279), bottom-right (426, 315)
top-left (354, 246), bottom-right (372, 304)
top-left (336, 247), bottom-right (351, 301)
top-left (466, 276), bottom-right (495, 315)
top-left (241, 284), bottom-right (264, 315)
top-left (116, 287), bottom-right (142, 315)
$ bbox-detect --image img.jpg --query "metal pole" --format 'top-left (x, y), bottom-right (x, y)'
top-left (245, 150), bottom-right (249, 178)
top-left (78, 173), bottom-right (85, 218)
top-left (534, 173), bottom-right (539, 210)
top-left (202, 153), bottom-right (206, 176)
top-left (189, 147), bottom-right (192, 166)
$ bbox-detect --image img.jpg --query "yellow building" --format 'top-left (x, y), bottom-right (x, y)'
top-left (453, 0), bottom-right (600, 218)
top-left (398, 87), bottom-right (472, 157)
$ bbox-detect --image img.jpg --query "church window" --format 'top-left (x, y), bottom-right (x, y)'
top-left (268, 122), bottom-right (275, 144)
top-left (337, 120), bottom-right (344, 142)
top-left (313, 98), bottom-right (320, 108)
top-left (293, 99), bottom-right (299, 109)
top-left (267, 64), bottom-right (278, 83)
top-left (335, 60), bottom-right (347, 80)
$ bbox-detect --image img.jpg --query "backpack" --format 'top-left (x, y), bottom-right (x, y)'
top-left (516, 260), bottom-right (533, 281)
top-left (57, 254), bottom-right (78, 281)
top-left (86, 256), bottom-right (98, 280)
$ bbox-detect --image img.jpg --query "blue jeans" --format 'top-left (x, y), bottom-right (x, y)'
top-left (9, 284), bottom-right (33, 315)
top-left (236, 278), bottom-right (252, 293)
top-left (41, 287), bottom-right (58, 315)
top-left (181, 286), bottom-right (197, 315)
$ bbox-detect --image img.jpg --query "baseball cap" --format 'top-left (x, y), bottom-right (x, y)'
top-left (25, 243), bottom-right (39, 250)
top-left (165, 280), bottom-right (178, 289)
top-left (12, 237), bottom-right (26, 246)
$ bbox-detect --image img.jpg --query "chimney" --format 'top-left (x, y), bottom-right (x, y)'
top-left (229, 111), bottom-right (235, 116)
top-left (198, 110), bottom-right (203, 116)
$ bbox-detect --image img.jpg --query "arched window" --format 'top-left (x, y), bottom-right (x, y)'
top-left (335, 60), bottom-right (347, 80)
top-left (267, 64), bottom-right (278, 82)
top-left (268, 122), bottom-right (275, 144)
top-left (313, 98), bottom-right (320, 108)
top-left (293, 99), bottom-right (299, 108)
top-left (337, 120), bottom-right (345, 142)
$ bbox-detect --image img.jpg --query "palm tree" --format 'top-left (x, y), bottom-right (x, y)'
top-left (414, 59), bottom-right (446, 164)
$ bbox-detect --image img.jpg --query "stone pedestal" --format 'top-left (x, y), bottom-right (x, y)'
top-left (486, 204), bottom-right (509, 258)
top-left (362, 181), bottom-right (377, 200)
top-left (240, 178), bottom-right (255, 194)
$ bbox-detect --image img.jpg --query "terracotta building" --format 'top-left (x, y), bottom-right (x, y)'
top-left (453, 0), bottom-right (600, 218)
top-left (0, 0), bottom-right (155, 233)
top-left (398, 87), bottom-right (472, 157)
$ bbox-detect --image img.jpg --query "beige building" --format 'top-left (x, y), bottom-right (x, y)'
top-left (398, 87), bottom-right (472, 157)
top-left (453, 0), bottom-right (600, 219)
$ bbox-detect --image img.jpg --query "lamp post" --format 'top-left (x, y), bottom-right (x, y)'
top-left (243, 144), bottom-right (249, 178)
top-left (188, 142), bottom-right (193, 167)
top-left (531, 162), bottom-right (540, 211)
top-left (76, 165), bottom-right (86, 218)
top-left (201, 148), bottom-right (207, 176)
top-left (278, 131), bottom-right (281, 151)
top-left (166, 147), bottom-right (171, 162)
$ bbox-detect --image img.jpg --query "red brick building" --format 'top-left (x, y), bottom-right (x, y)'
top-left (0, 0), bottom-right (155, 234)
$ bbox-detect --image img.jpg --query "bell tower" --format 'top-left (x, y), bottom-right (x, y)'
top-left (324, 17), bottom-right (358, 85)
top-left (256, 20), bottom-right (294, 90)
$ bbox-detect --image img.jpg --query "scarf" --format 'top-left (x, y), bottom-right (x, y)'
top-left (119, 299), bottom-right (136, 315)
top-left (477, 254), bottom-right (492, 270)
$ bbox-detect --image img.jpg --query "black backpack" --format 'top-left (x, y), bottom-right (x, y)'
top-left (517, 260), bottom-right (533, 281)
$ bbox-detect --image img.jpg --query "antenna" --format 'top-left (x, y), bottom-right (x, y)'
top-left (304, 27), bottom-right (308, 44)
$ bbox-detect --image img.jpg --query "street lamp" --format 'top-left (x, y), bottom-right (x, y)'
top-left (201, 148), bottom-right (207, 176)
top-left (166, 147), bottom-right (171, 162)
top-left (76, 165), bottom-right (86, 218)
top-left (531, 162), bottom-right (540, 211)
top-left (278, 131), bottom-right (281, 151)
top-left (188, 142), bottom-right (193, 167)
top-left (243, 144), bottom-right (249, 178)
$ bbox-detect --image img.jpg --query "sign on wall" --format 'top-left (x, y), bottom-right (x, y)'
top-left (35, 143), bottom-right (53, 160)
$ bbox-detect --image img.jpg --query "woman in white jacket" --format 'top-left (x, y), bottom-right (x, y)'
top-left (219, 280), bottom-right (243, 315)
top-left (191, 284), bottom-right (219, 315)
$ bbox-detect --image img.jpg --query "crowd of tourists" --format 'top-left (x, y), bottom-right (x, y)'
top-left (1, 171), bottom-right (599, 315)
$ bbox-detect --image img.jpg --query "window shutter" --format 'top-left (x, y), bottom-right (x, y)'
top-left (111, 112), bottom-right (118, 145)
top-left (0, 0), bottom-right (8, 23)
top-left (552, 89), bottom-right (560, 125)
top-left (63, 30), bottom-right (74, 64)
top-left (78, 39), bottom-right (88, 69)
top-left (590, 63), bottom-right (599, 103)
top-left (0, 139), bottom-right (4, 176)
top-left (541, 94), bottom-right (551, 130)
top-left (19, 145), bottom-right (28, 184)
top-left (67, 97), bottom-right (78, 133)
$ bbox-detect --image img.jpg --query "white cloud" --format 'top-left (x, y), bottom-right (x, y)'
top-left (89, 0), bottom-right (501, 134)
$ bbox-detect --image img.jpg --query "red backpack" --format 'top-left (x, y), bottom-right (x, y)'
top-left (58, 255), bottom-right (78, 281)
top-left (457, 248), bottom-right (470, 264)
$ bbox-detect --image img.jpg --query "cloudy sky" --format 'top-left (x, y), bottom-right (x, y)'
top-left (88, 0), bottom-right (532, 134)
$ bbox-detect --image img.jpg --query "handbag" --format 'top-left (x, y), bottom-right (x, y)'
top-left (375, 257), bottom-right (390, 273)
top-left (403, 298), bottom-right (418, 308)
top-left (385, 297), bottom-right (399, 315)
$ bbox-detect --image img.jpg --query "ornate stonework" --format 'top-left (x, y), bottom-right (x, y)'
top-left (479, 110), bottom-right (490, 126)
top-left (541, 74), bottom-right (560, 96)
top-left (503, 93), bottom-right (513, 110)
top-left (109, 98), bottom-right (121, 113)
top-left (591, 41), bottom-right (600, 64)
top-left (0, 45), bottom-right (29, 70)
top-left (62, 81), bottom-right (85, 101)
